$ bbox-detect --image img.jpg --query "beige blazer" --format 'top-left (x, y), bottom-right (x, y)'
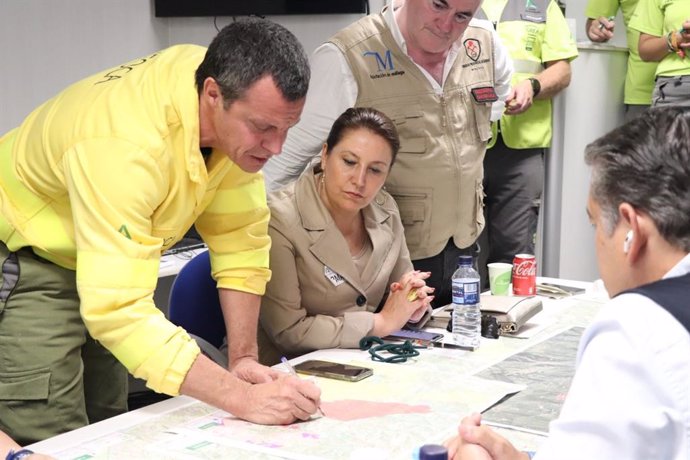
top-left (258, 168), bottom-right (412, 365)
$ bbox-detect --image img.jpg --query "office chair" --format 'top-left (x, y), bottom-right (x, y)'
top-left (168, 250), bottom-right (228, 367)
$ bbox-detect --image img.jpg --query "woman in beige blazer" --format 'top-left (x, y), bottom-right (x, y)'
top-left (258, 108), bottom-right (434, 365)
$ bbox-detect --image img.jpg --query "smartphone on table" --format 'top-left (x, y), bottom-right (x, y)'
top-left (293, 360), bottom-right (373, 382)
top-left (384, 328), bottom-right (444, 343)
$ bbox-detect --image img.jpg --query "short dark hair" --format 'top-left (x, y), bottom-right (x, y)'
top-left (585, 107), bottom-right (690, 251)
top-left (324, 107), bottom-right (401, 166)
top-left (195, 17), bottom-right (310, 106)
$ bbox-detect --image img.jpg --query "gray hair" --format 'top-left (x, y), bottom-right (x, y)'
top-left (585, 107), bottom-right (690, 251)
top-left (195, 17), bottom-right (310, 107)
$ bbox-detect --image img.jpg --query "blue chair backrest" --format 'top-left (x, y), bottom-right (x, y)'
top-left (168, 251), bottom-right (226, 349)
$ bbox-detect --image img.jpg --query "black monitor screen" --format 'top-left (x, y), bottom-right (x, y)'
top-left (155, 0), bottom-right (368, 17)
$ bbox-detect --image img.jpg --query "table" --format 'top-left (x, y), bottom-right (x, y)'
top-left (29, 278), bottom-right (608, 459)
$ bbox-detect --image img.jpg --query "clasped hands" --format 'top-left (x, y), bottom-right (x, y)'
top-left (372, 270), bottom-right (435, 337)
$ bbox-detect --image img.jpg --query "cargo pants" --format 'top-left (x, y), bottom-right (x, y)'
top-left (0, 241), bottom-right (127, 445)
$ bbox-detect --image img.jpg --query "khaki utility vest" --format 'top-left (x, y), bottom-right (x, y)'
top-left (330, 15), bottom-right (495, 259)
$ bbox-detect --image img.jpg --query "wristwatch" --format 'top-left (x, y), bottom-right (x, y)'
top-left (528, 77), bottom-right (541, 97)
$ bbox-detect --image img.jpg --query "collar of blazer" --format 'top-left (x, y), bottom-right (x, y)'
top-left (295, 168), bottom-right (397, 292)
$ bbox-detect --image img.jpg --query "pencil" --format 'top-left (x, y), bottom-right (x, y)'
top-left (281, 357), bottom-right (325, 417)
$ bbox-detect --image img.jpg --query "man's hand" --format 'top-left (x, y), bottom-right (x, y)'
top-left (231, 357), bottom-right (281, 384)
top-left (445, 413), bottom-right (531, 460)
top-left (587, 16), bottom-right (615, 43)
top-left (445, 413), bottom-right (492, 460)
top-left (504, 80), bottom-right (534, 115)
top-left (234, 374), bottom-right (322, 425)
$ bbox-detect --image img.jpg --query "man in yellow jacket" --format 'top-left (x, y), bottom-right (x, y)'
top-left (0, 18), bottom-right (320, 444)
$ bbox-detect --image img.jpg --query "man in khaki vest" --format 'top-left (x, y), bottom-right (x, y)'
top-left (263, 0), bottom-right (513, 306)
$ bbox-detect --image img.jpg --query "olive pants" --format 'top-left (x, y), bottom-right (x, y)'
top-left (0, 242), bottom-right (128, 445)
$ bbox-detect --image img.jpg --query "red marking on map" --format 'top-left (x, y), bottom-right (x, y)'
top-left (320, 400), bottom-right (431, 421)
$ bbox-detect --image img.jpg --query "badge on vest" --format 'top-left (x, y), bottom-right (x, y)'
top-left (464, 38), bottom-right (482, 61)
top-left (324, 266), bottom-right (345, 287)
top-left (470, 86), bottom-right (499, 104)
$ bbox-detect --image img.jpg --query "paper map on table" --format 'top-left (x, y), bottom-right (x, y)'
top-left (479, 326), bottom-right (584, 434)
top-left (52, 354), bottom-right (523, 460)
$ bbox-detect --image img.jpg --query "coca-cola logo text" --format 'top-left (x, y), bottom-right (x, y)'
top-left (513, 261), bottom-right (536, 277)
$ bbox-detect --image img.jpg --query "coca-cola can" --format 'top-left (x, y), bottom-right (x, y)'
top-left (512, 254), bottom-right (536, 296)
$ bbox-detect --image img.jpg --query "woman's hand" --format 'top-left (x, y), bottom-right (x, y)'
top-left (372, 271), bottom-right (434, 337)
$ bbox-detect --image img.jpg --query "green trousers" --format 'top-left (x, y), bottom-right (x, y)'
top-left (0, 242), bottom-right (128, 445)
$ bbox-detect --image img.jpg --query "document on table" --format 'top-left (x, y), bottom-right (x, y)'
top-left (43, 353), bottom-right (523, 460)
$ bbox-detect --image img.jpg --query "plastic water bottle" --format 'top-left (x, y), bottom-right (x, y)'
top-left (451, 255), bottom-right (481, 349)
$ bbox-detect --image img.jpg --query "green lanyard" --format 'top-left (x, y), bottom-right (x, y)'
top-left (358, 336), bottom-right (424, 363)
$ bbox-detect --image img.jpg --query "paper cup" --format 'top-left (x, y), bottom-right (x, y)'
top-left (488, 262), bottom-right (512, 296)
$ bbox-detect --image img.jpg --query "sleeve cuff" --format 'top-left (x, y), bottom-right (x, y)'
top-left (340, 311), bottom-right (375, 347)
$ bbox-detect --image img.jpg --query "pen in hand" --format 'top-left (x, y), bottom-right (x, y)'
top-left (281, 357), bottom-right (325, 417)
top-left (598, 16), bottom-right (615, 30)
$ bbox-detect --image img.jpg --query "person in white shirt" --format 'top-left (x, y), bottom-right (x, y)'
top-left (263, 0), bottom-right (513, 305)
top-left (445, 106), bottom-right (690, 460)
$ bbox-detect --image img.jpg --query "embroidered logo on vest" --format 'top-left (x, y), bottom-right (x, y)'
top-left (362, 49), bottom-right (406, 79)
top-left (462, 39), bottom-right (491, 68)
top-left (464, 39), bottom-right (481, 61)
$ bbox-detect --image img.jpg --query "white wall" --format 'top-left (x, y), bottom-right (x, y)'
top-left (0, 0), bottom-right (168, 132)
top-left (0, 0), bottom-right (386, 134)
top-left (166, 13), bottom-right (369, 58)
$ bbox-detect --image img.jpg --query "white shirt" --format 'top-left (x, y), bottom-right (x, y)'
top-left (263, 7), bottom-right (514, 191)
top-left (535, 253), bottom-right (690, 460)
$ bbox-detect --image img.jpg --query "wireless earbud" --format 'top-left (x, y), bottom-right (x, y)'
top-left (623, 230), bottom-right (633, 254)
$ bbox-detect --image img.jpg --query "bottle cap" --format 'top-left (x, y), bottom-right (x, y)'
top-left (418, 444), bottom-right (448, 460)
top-left (457, 255), bottom-right (473, 267)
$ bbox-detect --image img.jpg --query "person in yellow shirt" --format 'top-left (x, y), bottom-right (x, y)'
top-left (585, 0), bottom-right (658, 120)
top-left (630, 0), bottom-right (690, 107)
top-left (0, 17), bottom-right (320, 445)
